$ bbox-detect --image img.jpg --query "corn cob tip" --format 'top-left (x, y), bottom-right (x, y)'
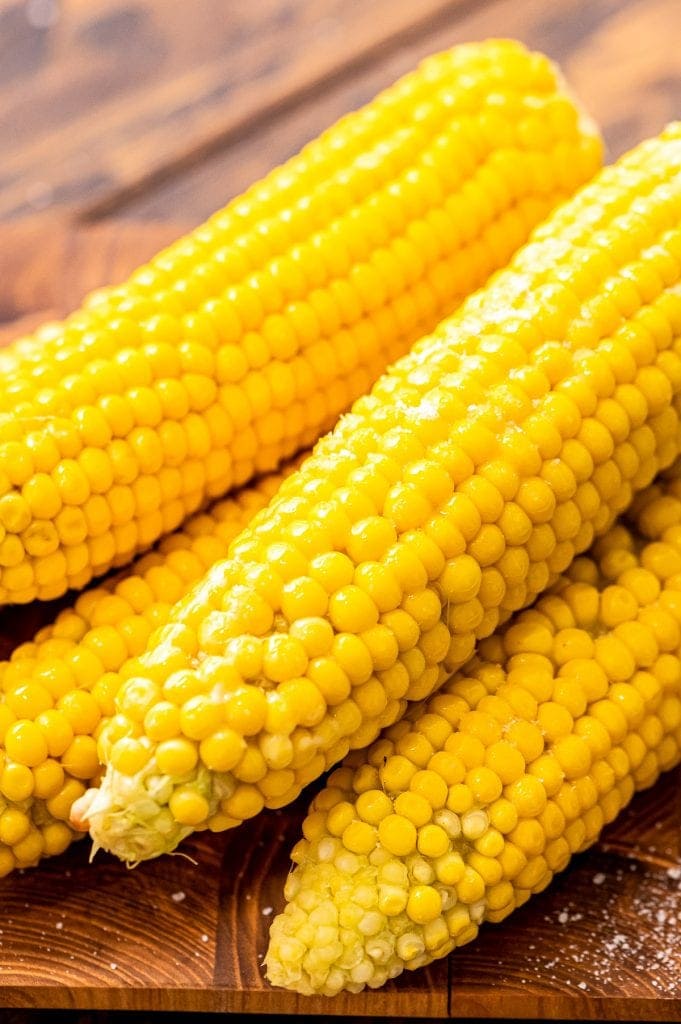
top-left (71, 764), bottom-right (208, 863)
top-left (266, 850), bottom-right (428, 995)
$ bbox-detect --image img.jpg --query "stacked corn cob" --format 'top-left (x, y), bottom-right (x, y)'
top-left (73, 125), bottom-right (681, 867)
top-left (0, 462), bottom-right (298, 874)
top-left (0, 41), bottom-right (600, 605)
top-left (266, 469), bottom-right (681, 994)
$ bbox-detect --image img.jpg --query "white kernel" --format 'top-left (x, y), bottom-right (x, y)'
top-left (335, 850), bottom-right (360, 874)
top-left (410, 857), bottom-right (435, 884)
top-left (350, 959), bottom-right (375, 984)
top-left (396, 932), bottom-right (425, 962)
top-left (434, 808), bottom-right (461, 838)
top-left (354, 884), bottom-right (377, 909)
top-left (317, 837), bottom-right (339, 862)
top-left (461, 809), bottom-right (488, 840)
top-left (366, 937), bottom-right (392, 963)
top-left (358, 911), bottom-right (384, 937)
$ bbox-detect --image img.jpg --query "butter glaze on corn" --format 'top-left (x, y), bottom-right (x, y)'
top-left (0, 41), bottom-right (600, 605)
top-left (0, 463), bottom-right (295, 873)
top-left (74, 126), bottom-right (681, 865)
top-left (266, 477), bottom-right (681, 995)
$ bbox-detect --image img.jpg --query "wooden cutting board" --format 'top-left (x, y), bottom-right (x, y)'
top-left (0, 218), bottom-right (680, 1019)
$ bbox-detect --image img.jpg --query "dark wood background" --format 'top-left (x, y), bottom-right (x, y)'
top-left (1, 0), bottom-right (681, 1020)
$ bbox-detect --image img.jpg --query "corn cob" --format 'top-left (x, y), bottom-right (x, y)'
top-left (266, 477), bottom-right (681, 995)
top-left (0, 462), bottom-right (297, 875)
top-left (0, 42), bottom-right (601, 606)
top-left (74, 126), bottom-right (681, 865)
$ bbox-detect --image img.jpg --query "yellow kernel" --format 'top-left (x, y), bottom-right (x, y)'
top-left (5, 721), bottom-right (48, 767)
top-left (439, 555), bottom-right (482, 603)
top-left (380, 754), bottom-right (418, 792)
top-left (356, 789), bottom-right (393, 824)
top-left (466, 765), bottom-right (503, 804)
top-left (553, 734), bottom-right (592, 779)
top-left (485, 741), bottom-right (525, 784)
top-left (33, 712), bottom-right (72, 761)
top-left (378, 813), bottom-right (417, 856)
top-left (446, 783), bottom-right (474, 814)
top-left (144, 701), bottom-right (181, 741)
top-left (278, 677), bottom-right (326, 728)
top-left (456, 866), bottom-right (486, 904)
top-left (263, 634), bottom-right (309, 683)
top-left (110, 737), bottom-right (151, 776)
top-left (0, 808), bottom-right (31, 846)
top-left (342, 820), bottom-right (377, 855)
top-left (537, 702), bottom-right (574, 742)
top-left (409, 768), bottom-right (448, 809)
top-left (62, 735), bottom-right (100, 779)
top-left (347, 516), bottom-right (397, 563)
top-left (407, 884), bottom-right (442, 924)
top-left (1, 762), bottom-right (34, 801)
top-left (507, 775), bottom-right (547, 817)
top-left (281, 576), bottom-right (328, 621)
top-left (290, 617), bottom-right (335, 658)
top-left (394, 791), bottom-right (432, 827)
top-left (57, 691), bottom-right (101, 735)
top-left (417, 823), bottom-right (450, 858)
top-left (329, 585), bottom-right (379, 633)
top-left (169, 787), bottom-right (210, 826)
top-left (32, 758), bottom-right (65, 799)
top-left (42, 821), bottom-right (73, 858)
top-left (155, 737), bottom-right (199, 775)
top-left (223, 686), bottom-right (268, 736)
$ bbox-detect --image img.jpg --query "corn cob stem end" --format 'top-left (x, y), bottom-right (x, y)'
top-left (71, 766), bottom-right (210, 864)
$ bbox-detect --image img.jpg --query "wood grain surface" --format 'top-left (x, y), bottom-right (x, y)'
top-left (1, 219), bottom-right (681, 1018)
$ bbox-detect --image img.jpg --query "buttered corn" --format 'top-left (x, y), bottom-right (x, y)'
top-left (0, 462), bottom-right (297, 873)
top-left (0, 41), bottom-right (600, 605)
top-left (74, 126), bottom-right (681, 865)
top-left (266, 471), bottom-right (681, 994)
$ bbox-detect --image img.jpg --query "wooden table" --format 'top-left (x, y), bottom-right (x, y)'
top-left (1, 0), bottom-right (680, 1020)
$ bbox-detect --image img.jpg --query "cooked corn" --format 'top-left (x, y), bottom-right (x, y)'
top-left (0, 461), bottom-right (296, 873)
top-left (73, 126), bottom-right (681, 866)
top-left (266, 474), bottom-right (681, 994)
top-left (0, 40), bottom-right (600, 605)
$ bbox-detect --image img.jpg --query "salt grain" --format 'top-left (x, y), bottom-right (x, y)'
top-left (171, 891), bottom-right (186, 903)
top-left (593, 873), bottom-right (606, 886)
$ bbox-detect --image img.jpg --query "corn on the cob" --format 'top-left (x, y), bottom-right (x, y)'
top-left (72, 125), bottom-right (681, 867)
top-left (266, 477), bottom-right (681, 995)
top-left (0, 41), bottom-right (600, 606)
top-left (0, 462), bottom-right (297, 874)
